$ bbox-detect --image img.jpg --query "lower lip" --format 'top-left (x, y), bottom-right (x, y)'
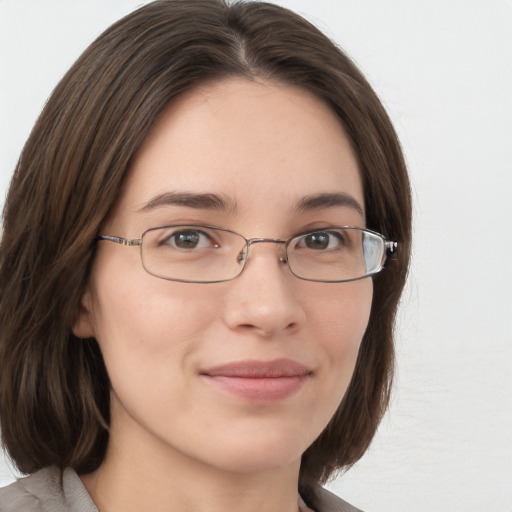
top-left (203, 375), bottom-right (308, 401)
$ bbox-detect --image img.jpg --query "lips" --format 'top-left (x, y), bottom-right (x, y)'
top-left (200, 359), bottom-right (312, 401)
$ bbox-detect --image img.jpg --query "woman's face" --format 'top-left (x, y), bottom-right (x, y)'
top-left (74, 78), bottom-right (372, 475)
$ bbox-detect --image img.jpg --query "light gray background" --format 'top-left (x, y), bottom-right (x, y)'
top-left (1, 1), bottom-right (511, 510)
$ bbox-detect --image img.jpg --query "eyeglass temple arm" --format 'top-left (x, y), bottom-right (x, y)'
top-left (96, 235), bottom-right (142, 247)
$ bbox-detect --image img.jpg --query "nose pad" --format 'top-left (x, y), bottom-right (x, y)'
top-left (236, 244), bottom-right (248, 264)
top-left (237, 239), bottom-right (288, 271)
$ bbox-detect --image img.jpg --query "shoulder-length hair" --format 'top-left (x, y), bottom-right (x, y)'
top-left (0, 0), bottom-right (411, 486)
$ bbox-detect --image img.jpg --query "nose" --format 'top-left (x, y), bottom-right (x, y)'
top-left (222, 242), bottom-right (306, 338)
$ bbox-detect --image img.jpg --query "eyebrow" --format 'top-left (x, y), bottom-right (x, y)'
top-left (139, 192), bottom-right (237, 213)
top-left (138, 190), bottom-right (364, 217)
top-left (294, 192), bottom-right (364, 216)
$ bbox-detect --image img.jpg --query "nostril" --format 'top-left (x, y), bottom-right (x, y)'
top-left (238, 321), bottom-right (298, 336)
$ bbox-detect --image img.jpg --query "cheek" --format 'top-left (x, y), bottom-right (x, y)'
top-left (92, 284), bottom-right (213, 361)
top-left (310, 278), bottom-right (373, 393)
top-left (87, 256), bottom-right (217, 393)
top-left (89, 282), bottom-right (215, 429)
top-left (313, 278), bottom-right (373, 350)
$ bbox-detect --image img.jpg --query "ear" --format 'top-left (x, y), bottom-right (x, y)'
top-left (72, 286), bottom-right (96, 339)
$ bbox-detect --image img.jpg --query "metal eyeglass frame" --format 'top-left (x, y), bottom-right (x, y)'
top-left (97, 225), bottom-right (398, 283)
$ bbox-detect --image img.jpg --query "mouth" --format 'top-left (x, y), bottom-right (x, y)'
top-left (199, 359), bottom-right (312, 401)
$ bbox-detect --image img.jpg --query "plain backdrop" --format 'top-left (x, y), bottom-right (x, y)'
top-left (1, 1), bottom-right (511, 511)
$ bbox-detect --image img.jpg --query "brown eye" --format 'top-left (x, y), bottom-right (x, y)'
top-left (297, 231), bottom-right (344, 251)
top-left (165, 230), bottom-right (214, 250)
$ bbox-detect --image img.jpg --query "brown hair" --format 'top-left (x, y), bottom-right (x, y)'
top-left (0, 0), bottom-right (411, 485)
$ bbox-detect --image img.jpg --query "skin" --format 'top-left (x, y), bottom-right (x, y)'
top-left (74, 77), bottom-right (373, 512)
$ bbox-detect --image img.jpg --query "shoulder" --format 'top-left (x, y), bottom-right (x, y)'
top-left (0, 477), bottom-right (39, 511)
top-left (0, 466), bottom-right (61, 511)
top-left (301, 483), bottom-right (364, 512)
top-left (0, 467), bottom-right (97, 512)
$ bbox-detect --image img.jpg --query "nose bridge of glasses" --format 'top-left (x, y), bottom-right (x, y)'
top-left (238, 238), bottom-right (288, 263)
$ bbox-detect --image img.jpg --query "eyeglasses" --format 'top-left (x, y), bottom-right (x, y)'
top-left (97, 225), bottom-right (397, 283)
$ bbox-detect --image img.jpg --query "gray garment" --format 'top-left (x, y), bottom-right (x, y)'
top-left (0, 466), bottom-right (362, 512)
top-left (0, 468), bottom-right (96, 511)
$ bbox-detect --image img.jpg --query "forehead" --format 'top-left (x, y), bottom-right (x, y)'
top-left (110, 77), bottom-right (363, 227)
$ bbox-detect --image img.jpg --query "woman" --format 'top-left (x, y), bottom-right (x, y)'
top-left (0, 1), bottom-right (411, 511)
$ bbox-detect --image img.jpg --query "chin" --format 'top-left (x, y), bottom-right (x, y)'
top-left (188, 426), bottom-right (312, 475)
